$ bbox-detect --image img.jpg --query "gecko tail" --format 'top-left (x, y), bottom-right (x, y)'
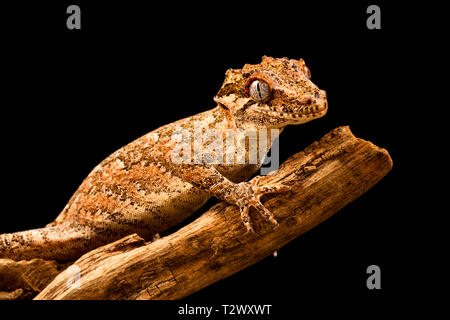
top-left (0, 222), bottom-right (96, 262)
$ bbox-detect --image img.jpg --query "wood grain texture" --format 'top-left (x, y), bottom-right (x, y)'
top-left (33, 126), bottom-right (392, 300)
top-left (0, 258), bottom-right (68, 299)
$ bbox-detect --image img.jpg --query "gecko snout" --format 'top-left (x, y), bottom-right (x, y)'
top-left (313, 90), bottom-right (328, 115)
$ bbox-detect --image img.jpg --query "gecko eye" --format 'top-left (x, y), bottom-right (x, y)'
top-left (303, 65), bottom-right (311, 79)
top-left (247, 79), bottom-right (272, 102)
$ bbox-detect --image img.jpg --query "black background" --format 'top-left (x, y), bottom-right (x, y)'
top-left (1, 0), bottom-right (436, 316)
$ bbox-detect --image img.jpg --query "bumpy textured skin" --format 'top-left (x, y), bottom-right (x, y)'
top-left (0, 56), bottom-right (327, 261)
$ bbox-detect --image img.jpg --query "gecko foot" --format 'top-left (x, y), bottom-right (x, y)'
top-left (236, 180), bottom-right (290, 233)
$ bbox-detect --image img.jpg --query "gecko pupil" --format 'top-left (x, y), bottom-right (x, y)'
top-left (249, 79), bottom-right (271, 102)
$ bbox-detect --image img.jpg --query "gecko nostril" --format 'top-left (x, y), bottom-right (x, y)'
top-left (314, 92), bottom-right (320, 99)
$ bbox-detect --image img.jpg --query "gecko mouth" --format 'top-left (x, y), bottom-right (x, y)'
top-left (250, 102), bottom-right (328, 122)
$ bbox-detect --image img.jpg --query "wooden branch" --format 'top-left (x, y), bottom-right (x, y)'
top-left (32, 126), bottom-right (391, 300)
top-left (0, 258), bottom-right (68, 300)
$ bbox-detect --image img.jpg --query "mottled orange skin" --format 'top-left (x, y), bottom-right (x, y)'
top-left (0, 57), bottom-right (327, 261)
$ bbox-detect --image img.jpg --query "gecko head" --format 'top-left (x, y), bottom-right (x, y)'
top-left (214, 56), bottom-right (327, 128)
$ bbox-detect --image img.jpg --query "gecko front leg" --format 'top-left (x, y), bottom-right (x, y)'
top-left (235, 177), bottom-right (290, 232)
top-left (176, 164), bottom-right (288, 232)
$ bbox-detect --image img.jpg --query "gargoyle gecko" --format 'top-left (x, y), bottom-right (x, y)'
top-left (0, 56), bottom-right (327, 261)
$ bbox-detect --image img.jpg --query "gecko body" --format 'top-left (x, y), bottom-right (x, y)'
top-left (0, 56), bottom-right (327, 261)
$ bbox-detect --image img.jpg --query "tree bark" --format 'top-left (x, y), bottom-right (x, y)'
top-left (0, 258), bottom-right (68, 299)
top-left (2, 126), bottom-right (391, 300)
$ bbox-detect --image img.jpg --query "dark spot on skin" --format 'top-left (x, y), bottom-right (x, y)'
top-left (243, 100), bottom-right (257, 110)
top-left (218, 102), bottom-right (229, 111)
top-left (216, 79), bottom-right (246, 98)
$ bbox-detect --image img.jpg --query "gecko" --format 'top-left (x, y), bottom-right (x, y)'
top-left (0, 56), bottom-right (327, 261)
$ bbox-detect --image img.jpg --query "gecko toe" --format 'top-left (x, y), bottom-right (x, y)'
top-left (239, 206), bottom-right (255, 233)
top-left (252, 201), bottom-right (278, 226)
top-left (256, 184), bottom-right (290, 195)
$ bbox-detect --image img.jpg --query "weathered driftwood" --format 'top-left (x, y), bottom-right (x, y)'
top-left (29, 126), bottom-right (392, 300)
top-left (0, 258), bottom-right (68, 299)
